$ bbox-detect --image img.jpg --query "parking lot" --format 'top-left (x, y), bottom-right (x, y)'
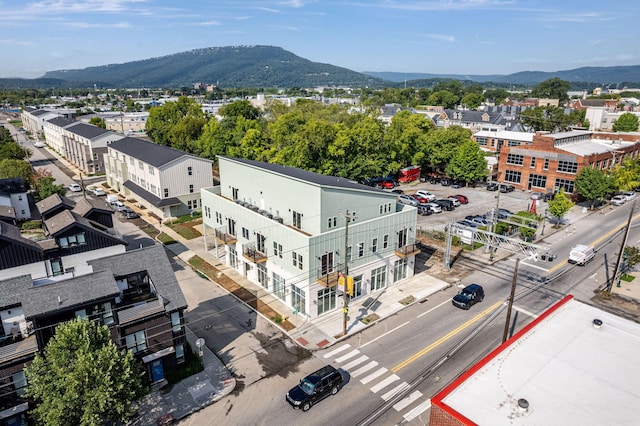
top-left (390, 181), bottom-right (541, 231)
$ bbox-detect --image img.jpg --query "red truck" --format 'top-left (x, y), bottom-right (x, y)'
top-left (397, 166), bottom-right (421, 183)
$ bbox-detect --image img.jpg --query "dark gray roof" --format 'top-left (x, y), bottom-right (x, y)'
top-left (68, 122), bottom-right (111, 139)
top-left (108, 137), bottom-right (191, 167)
top-left (0, 275), bottom-right (32, 309)
top-left (22, 270), bottom-right (120, 318)
top-left (88, 244), bottom-right (187, 312)
top-left (36, 193), bottom-right (74, 216)
top-left (0, 178), bottom-right (27, 195)
top-left (73, 197), bottom-right (112, 216)
top-left (220, 156), bottom-right (385, 193)
top-left (47, 116), bottom-right (75, 127)
top-left (0, 205), bottom-right (16, 220)
top-left (0, 221), bottom-right (43, 252)
top-left (42, 209), bottom-right (125, 246)
top-left (24, 107), bottom-right (36, 112)
top-left (32, 109), bottom-right (55, 117)
top-left (123, 180), bottom-right (180, 208)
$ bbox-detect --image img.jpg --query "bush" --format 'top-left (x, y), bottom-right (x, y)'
top-left (21, 220), bottom-right (43, 230)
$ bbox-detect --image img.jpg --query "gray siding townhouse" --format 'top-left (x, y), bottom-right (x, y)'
top-left (104, 137), bottom-right (213, 221)
top-left (41, 116), bottom-right (76, 155)
top-left (0, 244), bottom-right (188, 426)
top-left (201, 156), bottom-right (419, 320)
top-left (0, 178), bottom-right (30, 223)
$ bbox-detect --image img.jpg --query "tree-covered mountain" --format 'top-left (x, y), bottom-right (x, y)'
top-left (39, 46), bottom-right (386, 89)
top-left (365, 65), bottom-right (640, 86)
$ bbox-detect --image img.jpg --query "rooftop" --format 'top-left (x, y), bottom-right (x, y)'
top-left (434, 296), bottom-right (640, 425)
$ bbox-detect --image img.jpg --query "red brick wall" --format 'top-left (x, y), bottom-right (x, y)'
top-left (429, 404), bottom-right (471, 426)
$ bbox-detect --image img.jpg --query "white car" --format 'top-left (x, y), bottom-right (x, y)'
top-left (611, 195), bottom-right (626, 206)
top-left (447, 196), bottom-right (461, 207)
top-left (68, 183), bottom-right (82, 192)
top-left (33, 141), bottom-right (45, 148)
top-left (415, 190), bottom-right (436, 202)
top-left (425, 202), bottom-right (442, 213)
top-left (622, 191), bottom-right (636, 202)
top-left (91, 187), bottom-right (106, 196)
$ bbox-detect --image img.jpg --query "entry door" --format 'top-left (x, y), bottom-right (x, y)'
top-left (151, 360), bottom-right (165, 383)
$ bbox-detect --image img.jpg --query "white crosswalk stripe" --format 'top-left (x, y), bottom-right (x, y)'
top-left (341, 355), bottom-right (369, 371)
top-left (381, 382), bottom-right (409, 401)
top-left (403, 399), bottom-right (432, 422)
top-left (370, 374), bottom-right (400, 393)
top-left (360, 368), bottom-right (387, 384)
top-left (351, 361), bottom-right (378, 378)
top-left (323, 344), bottom-right (351, 358)
top-left (335, 349), bottom-right (360, 363)
top-left (393, 391), bottom-right (423, 411)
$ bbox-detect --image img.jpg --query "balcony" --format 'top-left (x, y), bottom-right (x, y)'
top-left (215, 226), bottom-right (237, 245)
top-left (395, 243), bottom-right (421, 258)
top-left (316, 269), bottom-right (341, 288)
top-left (242, 242), bottom-right (267, 263)
top-left (0, 335), bottom-right (37, 364)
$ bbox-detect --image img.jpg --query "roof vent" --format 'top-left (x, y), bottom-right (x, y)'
top-left (593, 319), bottom-right (603, 329)
top-left (517, 398), bottom-right (529, 413)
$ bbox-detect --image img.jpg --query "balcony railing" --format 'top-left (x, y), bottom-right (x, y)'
top-left (242, 242), bottom-right (267, 263)
top-left (215, 226), bottom-right (237, 245)
top-left (395, 243), bottom-right (421, 258)
top-left (314, 263), bottom-right (344, 288)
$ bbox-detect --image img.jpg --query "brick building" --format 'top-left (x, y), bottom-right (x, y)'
top-left (496, 130), bottom-right (640, 193)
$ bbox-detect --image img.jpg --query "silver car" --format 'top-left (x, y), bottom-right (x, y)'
top-left (398, 194), bottom-right (419, 207)
top-left (611, 195), bottom-right (626, 206)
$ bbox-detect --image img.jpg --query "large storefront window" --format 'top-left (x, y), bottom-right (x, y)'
top-left (393, 258), bottom-right (408, 283)
top-left (370, 266), bottom-right (387, 291)
top-left (229, 248), bottom-right (238, 269)
top-left (554, 178), bottom-right (575, 193)
top-left (291, 284), bottom-right (306, 315)
top-left (317, 287), bottom-right (336, 315)
top-left (257, 263), bottom-right (268, 289)
top-left (528, 174), bottom-right (547, 190)
top-left (504, 170), bottom-right (522, 184)
top-left (557, 160), bottom-right (578, 174)
top-left (273, 272), bottom-right (285, 299)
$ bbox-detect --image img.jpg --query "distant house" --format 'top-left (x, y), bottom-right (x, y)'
top-left (104, 137), bottom-right (213, 221)
top-left (0, 178), bottom-right (30, 223)
top-left (436, 108), bottom-right (526, 133)
top-left (0, 244), bottom-right (188, 426)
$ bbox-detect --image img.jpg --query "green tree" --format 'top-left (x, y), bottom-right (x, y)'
top-left (612, 112), bottom-right (640, 132)
top-left (445, 139), bottom-right (488, 185)
top-left (0, 159), bottom-right (33, 183)
top-left (33, 172), bottom-right (66, 201)
top-left (382, 110), bottom-right (433, 171)
top-left (484, 88), bottom-right (510, 105)
top-left (0, 142), bottom-right (30, 160)
top-left (426, 90), bottom-right (459, 109)
top-left (547, 188), bottom-right (574, 226)
top-left (146, 96), bottom-right (205, 148)
top-left (461, 92), bottom-right (484, 109)
top-left (424, 126), bottom-right (471, 171)
top-left (219, 100), bottom-right (261, 121)
top-left (519, 106), bottom-right (571, 132)
top-left (89, 116), bottom-right (106, 129)
top-left (610, 157), bottom-right (640, 191)
top-left (25, 318), bottom-right (144, 426)
top-left (575, 166), bottom-right (614, 209)
top-left (530, 78), bottom-right (570, 102)
top-left (623, 246), bottom-right (640, 274)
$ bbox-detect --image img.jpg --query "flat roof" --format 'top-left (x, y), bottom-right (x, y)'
top-left (558, 138), bottom-right (636, 156)
top-left (474, 130), bottom-right (535, 142)
top-left (433, 296), bottom-right (640, 425)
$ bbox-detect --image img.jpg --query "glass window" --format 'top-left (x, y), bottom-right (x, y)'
top-left (529, 174), bottom-right (547, 189)
top-left (176, 344), bottom-right (185, 364)
top-left (543, 158), bottom-right (550, 170)
top-left (12, 371), bottom-right (27, 397)
top-left (317, 287), bottom-right (336, 315)
top-left (125, 330), bottom-right (146, 353)
top-left (554, 178), bottom-right (575, 194)
top-left (102, 302), bottom-right (114, 325)
top-left (530, 158), bottom-right (536, 168)
top-left (557, 160), bottom-right (578, 174)
top-left (187, 166), bottom-right (193, 176)
top-left (504, 170), bottom-right (522, 183)
top-left (393, 258), bottom-right (408, 283)
top-left (189, 184), bottom-right (194, 193)
top-left (383, 235), bottom-right (389, 249)
top-left (372, 238), bottom-right (378, 253)
top-left (257, 263), bottom-right (268, 288)
top-left (291, 285), bottom-right (306, 315)
top-left (358, 242), bottom-right (364, 258)
top-left (506, 154), bottom-right (524, 165)
top-left (273, 273), bottom-right (285, 299)
top-left (371, 266), bottom-right (387, 291)
top-left (164, 188), bottom-right (169, 197)
top-left (171, 311), bottom-right (181, 333)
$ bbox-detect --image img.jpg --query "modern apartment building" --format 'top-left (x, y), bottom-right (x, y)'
top-left (201, 156), bottom-right (419, 320)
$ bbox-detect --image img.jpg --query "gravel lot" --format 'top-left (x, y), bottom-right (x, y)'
top-left (390, 181), bottom-right (543, 231)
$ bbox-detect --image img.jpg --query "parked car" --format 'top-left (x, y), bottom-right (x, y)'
top-left (486, 182), bottom-right (499, 191)
top-left (120, 207), bottom-right (139, 219)
top-left (434, 199), bottom-right (455, 211)
top-left (417, 205), bottom-right (433, 216)
top-left (611, 195), bottom-right (627, 206)
top-left (543, 191), bottom-right (556, 201)
top-left (391, 189), bottom-right (404, 195)
top-left (286, 365), bottom-right (343, 411)
top-left (91, 187), bottom-right (106, 196)
top-left (398, 194), bottom-right (419, 207)
top-left (456, 220), bottom-right (478, 228)
top-left (452, 283), bottom-right (485, 310)
top-left (451, 180), bottom-right (463, 189)
top-left (68, 183), bottom-right (82, 192)
top-left (413, 195), bottom-right (430, 205)
top-left (440, 178), bottom-right (451, 186)
top-left (111, 201), bottom-right (126, 211)
top-left (466, 215), bottom-right (489, 226)
top-left (415, 190), bottom-right (436, 202)
top-left (623, 191), bottom-right (636, 202)
top-left (380, 180), bottom-right (396, 189)
top-left (500, 184), bottom-right (515, 193)
top-left (425, 202), bottom-right (442, 213)
top-left (33, 141), bottom-right (45, 148)
top-left (451, 194), bottom-right (469, 204)
top-left (446, 196), bottom-right (461, 207)
top-left (530, 192), bottom-right (544, 200)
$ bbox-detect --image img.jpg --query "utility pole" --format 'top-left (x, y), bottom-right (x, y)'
top-left (608, 199), bottom-right (636, 293)
top-left (489, 188), bottom-right (501, 261)
top-left (502, 258), bottom-right (520, 343)
top-left (341, 210), bottom-right (356, 336)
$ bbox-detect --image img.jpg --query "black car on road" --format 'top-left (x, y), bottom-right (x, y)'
top-left (286, 365), bottom-right (343, 412)
top-left (452, 283), bottom-right (485, 310)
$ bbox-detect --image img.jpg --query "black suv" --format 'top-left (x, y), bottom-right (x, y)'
top-left (452, 283), bottom-right (485, 310)
top-left (434, 199), bottom-right (455, 211)
top-left (286, 365), bottom-right (343, 411)
top-left (486, 182), bottom-right (499, 191)
top-left (500, 184), bottom-right (515, 193)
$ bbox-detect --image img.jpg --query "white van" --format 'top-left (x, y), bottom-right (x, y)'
top-left (568, 245), bottom-right (596, 266)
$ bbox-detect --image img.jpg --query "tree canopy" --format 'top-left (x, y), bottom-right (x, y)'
top-left (445, 139), bottom-right (488, 185)
top-left (612, 112), bottom-right (640, 132)
top-left (530, 78), bottom-right (570, 102)
top-left (25, 318), bottom-right (144, 426)
top-left (575, 166), bottom-right (614, 209)
top-left (547, 188), bottom-right (575, 223)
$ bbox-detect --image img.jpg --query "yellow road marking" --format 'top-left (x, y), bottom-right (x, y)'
top-left (391, 301), bottom-right (503, 372)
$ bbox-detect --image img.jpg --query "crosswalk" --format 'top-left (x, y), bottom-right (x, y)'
top-left (323, 344), bottom-right (431, 423)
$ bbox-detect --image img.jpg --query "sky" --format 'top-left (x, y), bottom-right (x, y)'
top-left (1, 0), bottom-right (639, 79)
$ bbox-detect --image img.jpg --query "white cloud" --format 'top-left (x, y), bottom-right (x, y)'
top-left (425, 33), bottom-right (455, 42)
top-left (0, 39), bottom-right (33, 46)
top-left (67, 21), bottom-right (131, 28)
top-left (196, 20), bottom-right (221, 26)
